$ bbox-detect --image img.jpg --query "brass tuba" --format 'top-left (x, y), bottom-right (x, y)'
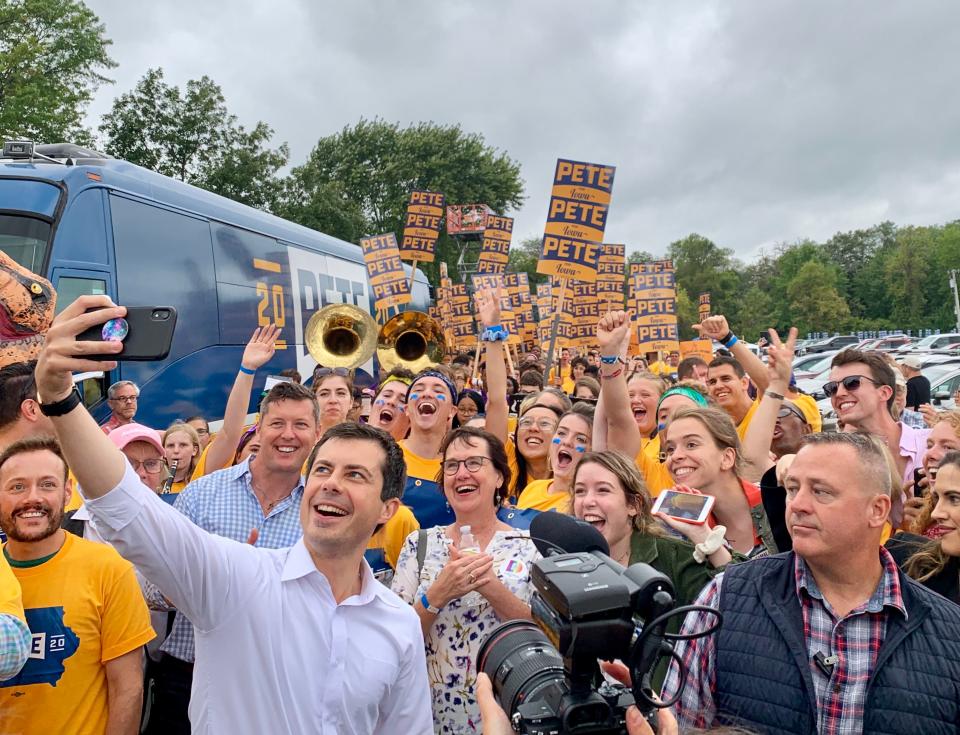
top-left (376, 311), bottom-right (446, 373)
top-left (304, 304), bottom-right (379, 369)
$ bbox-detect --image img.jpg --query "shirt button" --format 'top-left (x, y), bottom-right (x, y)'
top-left (415, 480), bottom-right (422, 487)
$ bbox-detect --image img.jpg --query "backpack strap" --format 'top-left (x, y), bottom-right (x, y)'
top-left (416, 528), bottom-right (428, 580)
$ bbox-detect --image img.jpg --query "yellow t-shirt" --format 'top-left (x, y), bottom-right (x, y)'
top-left (0, 554), bottom-right (24, 623)
top-left (735, 400), bottom-right (761, 441)
top-left (65, 470), bottom-right (82, 512)
top-left (790, 392), bottom-right (823, 433)
top-left (1, 533), bottom-right (155, 735)
top-left (636, 435), bottom-right (673, 498)
top-left (517, 478), bottom-right (570, 513)
top-left (190, 440), bottom-right (239, 482)
top-left (505, 438), bottom-right (520, 497)
top-left (648, 361), bottom-right (675, 376)
top-left (367, 504), bottom-right (420, 571)
top-left (547, 368), bottom-right (576, 395)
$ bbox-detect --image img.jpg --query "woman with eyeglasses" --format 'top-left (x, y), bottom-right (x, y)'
top-left (454, 389), bottom-right (484, 428)
top-left (392, 427), bottom-right (537, 734)
top-left (517, 404), bottom-right (594, 512)
top-left (160, 423), bottom-right (202, 494)
top-left (185, 416), bottom-right (212, 450)
top-left (312, 366), bottom-right (353, 435)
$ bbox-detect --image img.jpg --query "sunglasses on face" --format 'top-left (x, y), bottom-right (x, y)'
top-left (822, 374), bottom-right (879, 398)
top-left (777, 405), bottom-right (806, 422)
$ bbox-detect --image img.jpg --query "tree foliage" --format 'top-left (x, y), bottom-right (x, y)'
top-left (0, 0), bottom-right (115, 143)
top-left (279, 118), bottom-right (525, 282)
top-left (99, 68), bottom-right (288, 209)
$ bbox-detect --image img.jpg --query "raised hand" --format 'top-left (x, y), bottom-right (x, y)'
top-left (474, 286), bottom-right (503, 330)
top-left (597, 310), bottom-right (632, 356)
top-left (764, 327), bottom-right (798, 390)
top-left (692, 315), bottom-right (730, 342)
top-left (241, 324), bottom-right (281, 371)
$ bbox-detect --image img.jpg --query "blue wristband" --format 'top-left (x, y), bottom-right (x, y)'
top-left (238, 365), bottom-right (256, 375)
top-left (420, 591), bottom-right (441, 614)
top-left (724, 335), bottom-right (739, 348)
top-left (481, 326), bottom-right (509, 342)
top-left (599, 355), bottom-right (619, 365)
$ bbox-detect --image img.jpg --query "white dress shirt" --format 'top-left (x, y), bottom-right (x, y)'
top-left (86, 463), bottom-right (433, 735)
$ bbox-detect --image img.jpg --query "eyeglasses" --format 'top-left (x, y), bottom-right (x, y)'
top-left (442, 456), bottom-right (491, 475)
top-left (822, 375), bottom-right (879, 398)
top-left (129, 458), bottom-right (163, 473)
top-left (314, 367), bottom-right (350, 378)
top-left (518, 417), bottom-right (559, 432)
top-left (194, 428), bottom-right (210, 436)
top-left (111, 395), bottom-right (138, 403)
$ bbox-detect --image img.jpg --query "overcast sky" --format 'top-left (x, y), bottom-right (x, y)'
top-left (84, 0), bottom-right (960, 262)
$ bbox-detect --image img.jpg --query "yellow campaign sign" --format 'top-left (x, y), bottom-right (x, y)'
top-left (400, 190), bottom-right (445, 262)
top-left (360, 233), bottom-right (412, 311)
top-left (477, 215), bottom-right (514, 274)
top-left (537, 158), bottom-right (616, 283)
top-left (680, 339), bottom-right (713, 362)
top-left (698, 292), bottom-right (711, 322)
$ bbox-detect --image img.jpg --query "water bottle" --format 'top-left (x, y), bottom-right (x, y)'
top-left (459, 525), bottom-right (481, 554)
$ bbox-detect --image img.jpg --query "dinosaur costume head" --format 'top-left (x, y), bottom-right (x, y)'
top-left (0, 250), bottom-right (56, 368)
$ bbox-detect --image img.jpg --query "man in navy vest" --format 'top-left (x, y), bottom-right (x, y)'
top-left (663, 431), bottom-right (960, 734)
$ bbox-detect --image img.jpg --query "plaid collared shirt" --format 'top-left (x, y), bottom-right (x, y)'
top-left (151, 458), bottom-right (304, 663)
top-left (0, 614), bottom-right (30, 681)
top-left (662, 548), bottom-right (907, 734)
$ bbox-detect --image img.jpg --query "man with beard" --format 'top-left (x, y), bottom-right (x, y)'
top-left (399, 366), bottom-right (459, 527)
top-left (32, 296), bottom-right (432, 734)
top-left (0, 436), bottom-right (154, 735)
top-left (367, 368), bottom-right (414, 441)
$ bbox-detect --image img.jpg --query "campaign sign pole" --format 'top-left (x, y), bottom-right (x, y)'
top-left (543, 277), bottom-right (569, 386)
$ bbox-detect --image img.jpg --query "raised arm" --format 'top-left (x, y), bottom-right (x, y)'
top-left (694, 315), bottom-right (770, 395)
top-left (597, 311), bottom-right (642, 459)
top-left (201, 324), bottom-right (280, 475)
top-left (475, 286), bottom-right (510, 445)
top-left (34, 297), bottom-right (260, 630)
top-left (741, 327), bottom-right (797, 481)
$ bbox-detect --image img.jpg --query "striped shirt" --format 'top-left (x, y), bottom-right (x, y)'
top-left (0, 614), bottom-right (30, 681)
top-left (156, 457), bottom-right (304, 662)
top-left (662, 548), bottom-right (907, 734)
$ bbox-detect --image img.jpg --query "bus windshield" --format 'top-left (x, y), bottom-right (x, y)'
top-left (0, 214), bottom-right (51, 273)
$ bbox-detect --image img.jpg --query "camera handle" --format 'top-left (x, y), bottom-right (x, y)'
top-left (629, 590), bottom-right (674, 728)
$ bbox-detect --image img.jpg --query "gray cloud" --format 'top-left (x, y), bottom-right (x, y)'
top-left (85, 0), bottom-right (960, 260)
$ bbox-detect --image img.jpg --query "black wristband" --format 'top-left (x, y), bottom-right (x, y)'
top-left (38, 387), bottom-right (82, 417)
top-left (719, 332), bottom-right (736, 346)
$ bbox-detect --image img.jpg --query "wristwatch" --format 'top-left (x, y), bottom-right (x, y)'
top-left (37, 387), bottom-right (83, 417)
top-left (693, 525), bottom-right (727, 564)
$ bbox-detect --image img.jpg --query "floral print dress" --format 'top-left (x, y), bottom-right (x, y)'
top-left (392, 526), bottom-right (539, 734)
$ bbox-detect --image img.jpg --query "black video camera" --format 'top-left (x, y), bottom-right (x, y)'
top-left (478, 514), bottom-right (720, 734)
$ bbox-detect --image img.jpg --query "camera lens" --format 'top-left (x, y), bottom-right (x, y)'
top-left (477, 620), bottom-right (565, 715)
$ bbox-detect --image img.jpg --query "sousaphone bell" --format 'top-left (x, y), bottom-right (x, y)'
top-left (377, 311), bottom-right (446, 373)
top-left (304, 303), bottom-right (378, 369)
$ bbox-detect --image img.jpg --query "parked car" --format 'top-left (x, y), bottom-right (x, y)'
top-left (872, 335), bottom-right (914, 352)
top-left (805, 335), bottom-right (861, 354)
top-left (897, 333), bottom-right (960, 353)
top-left (794, 351), bottom-right (839, 380)
top-left (929, 368), bottom-right (960, 411)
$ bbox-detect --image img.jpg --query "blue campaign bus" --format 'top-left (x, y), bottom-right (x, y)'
top-left (0, 142), bottom-right (431, 428)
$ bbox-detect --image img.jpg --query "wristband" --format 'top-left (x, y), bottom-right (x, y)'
top-left (764, 389), bottom-right (785, 401)
top-left (600, 368), bottom-right (623, 380)
top-left (599, 355), bottom-right (623, 365)
top-left (239, 365), bottom-right (256, 375)
top-left (481, 326), bottom-right (509, 342)
top-left (719, 332), bottom-right (738, 348)
top-left (694, 525), bottom-right (727, 564)
top-left (420, 591), bottom-right (441, 614)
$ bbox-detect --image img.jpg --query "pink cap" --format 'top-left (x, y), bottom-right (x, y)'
top-left (107, 423), bottom-right (163, 454)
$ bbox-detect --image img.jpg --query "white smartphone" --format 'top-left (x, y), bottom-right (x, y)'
top-left (651, 489), bottom-right (715, 525)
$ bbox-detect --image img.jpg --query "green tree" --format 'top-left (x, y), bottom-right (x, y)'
top-left (100, 68), bottom-right (288, 209)
top-left (787, 260), bottom-right (851, 336)
top-left (507, 236), bottom-right (548, 288)
top-left (885, 226), bottom-right (935, 330)
top-left (280, 118), bottom-right (525, 281)
top-left (668, 234), bottom-right (743, 324)
top-left (737, 286), bottom-right (778, 341)
top-left (0, 0), bottom-right (115, 142)
top-left (675, 286), bottom-right (699, 340)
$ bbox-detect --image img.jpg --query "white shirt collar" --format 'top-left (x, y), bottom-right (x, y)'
top-left (280, 539), bottom-right (402, 609)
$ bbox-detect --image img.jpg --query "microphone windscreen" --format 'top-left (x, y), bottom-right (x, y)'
top-left (530, 511), bottom-right (610, 556)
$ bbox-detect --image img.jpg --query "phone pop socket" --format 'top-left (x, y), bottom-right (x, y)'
top-left (102, 318), bottom-right (129, 343)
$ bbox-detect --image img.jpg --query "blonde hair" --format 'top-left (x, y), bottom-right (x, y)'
top-left (627, 371), bottom-right (667, 396)
top-left (666, 406), bottom-right (746, 477)
top-left (163, 422), bottom-right (201, 477)
top-left (571, 450), bottom-right (663, 536)
top-left (912, 410), bottom-right (960, 534)
top-left (906, 450), bottom-right (960, 581)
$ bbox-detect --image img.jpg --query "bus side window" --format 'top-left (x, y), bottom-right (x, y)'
top-left (56, 276), bottom-right (107, 314)
top-left (74, 372), bottom-right (107, 410)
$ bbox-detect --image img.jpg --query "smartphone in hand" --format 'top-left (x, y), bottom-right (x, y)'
top-left (652, 489), bottom-right (716, 525)
top-left (77, 306), bottom-right (177, 361)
